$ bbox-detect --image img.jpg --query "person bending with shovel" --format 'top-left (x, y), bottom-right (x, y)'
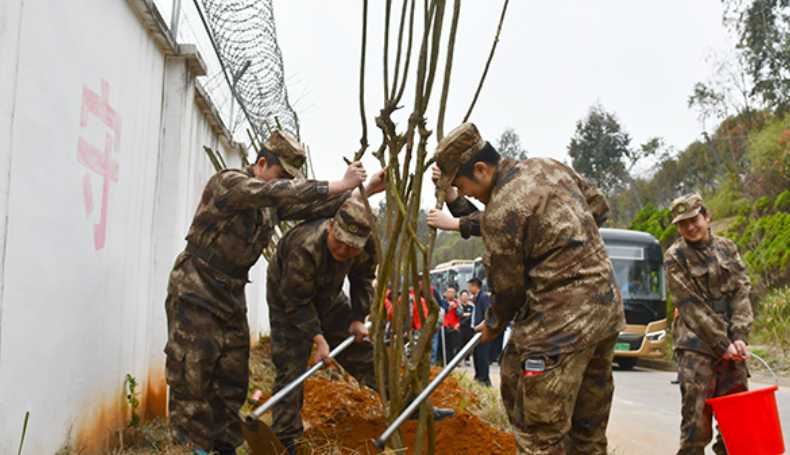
top-left (164, 130), bottom-right (382, 455)
top-left (266, 198), bottom-right (454, 455)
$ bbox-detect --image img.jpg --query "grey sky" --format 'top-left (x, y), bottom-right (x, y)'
top-left (274, 1), bottom-right (733, 202)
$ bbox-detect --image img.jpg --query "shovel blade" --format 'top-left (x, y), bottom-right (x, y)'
top-left (241, 417), bottom-right (288, 455)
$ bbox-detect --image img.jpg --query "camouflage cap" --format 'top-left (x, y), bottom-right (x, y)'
top-left (331, 198), bottom-right (372, 249)
top-left (264, 130), bottom-right (306, 179)
top-left (670, 193), bottom-right (704, 224)
top-left (434, 123), bottom-right (486, 189)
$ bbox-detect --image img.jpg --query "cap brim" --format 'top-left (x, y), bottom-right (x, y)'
top-left (280, 162), bottom-right (304, 179)
top-left (671, 207), bottom-right (701, 225)
top-left (437, 172), bottom-right (455, 190)
top-left (331, 222), bottom-right (367, 249)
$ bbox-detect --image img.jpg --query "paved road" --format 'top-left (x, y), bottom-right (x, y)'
top-left (457, 362), bottom-right (789, 454)
top-left (609, 365), bottom-right (789, 455)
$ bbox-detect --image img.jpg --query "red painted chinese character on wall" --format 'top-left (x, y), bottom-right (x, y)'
top-left (77, 79), bottom-right (121, 250)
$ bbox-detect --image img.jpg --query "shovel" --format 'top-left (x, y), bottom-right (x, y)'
top-left (242, 321), bottom-right (373, 455)
top-left (374, 331), bottom-right (483, 450)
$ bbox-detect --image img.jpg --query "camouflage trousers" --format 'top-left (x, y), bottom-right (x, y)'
top-left (165, 297), bottom-right (250, 451)
top-left (676, 349), bottom-right (748, 455)
top-left (500, 333), bottom-right (618, 455)
top-left (270, 296), bottom-right (377, 440)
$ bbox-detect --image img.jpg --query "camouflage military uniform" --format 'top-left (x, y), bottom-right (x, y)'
top-left (666, 232), bottom-right (752, 455)
top-left (436, 124), bottom-right (625, 454)
top-left (266, 216), bottom-right (377, 441)
top-left (165, 164), bottom-right (349, 451)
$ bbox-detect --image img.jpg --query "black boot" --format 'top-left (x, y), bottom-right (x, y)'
top-left (432, 407), bottom-right (456, 422)
top-left (212, 443), bottom-right (237, 455)
top-left (407, 406), bottom-right (456, 422)
top-left (278, 437), bottom-right (297, 455)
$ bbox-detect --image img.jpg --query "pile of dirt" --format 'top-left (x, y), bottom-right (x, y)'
top-left (250, 338), bottom-right (515, 454)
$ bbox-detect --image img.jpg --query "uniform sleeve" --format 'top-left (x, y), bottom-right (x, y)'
top-left (278, 191), bottom-right (352, 222)
top-left (447, 197), bottom-right (482, 238)
top-left (348, 243), bottom-right (378, 323)
top-left (213, 171), bottom-right (332, 212)
top-left (725, 248), bottom-right (753, 343)
top-left (666, 253), bottom-right (732, 357)
top-left (483, 205), bottom-right (527, 335)
top-left (278, 244), bottom-right (323, 339)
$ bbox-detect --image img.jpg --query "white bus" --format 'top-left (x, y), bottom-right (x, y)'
top-left (429, 259), bottom-right (474, 297)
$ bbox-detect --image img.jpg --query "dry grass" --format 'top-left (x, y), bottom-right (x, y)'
top-left (450, 371), bottom-right (511, 432)
top-left (54, 420), bottom-right (196, 455)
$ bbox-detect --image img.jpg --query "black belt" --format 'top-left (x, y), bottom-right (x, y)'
top-left (185, 242), bottom-right (249, 280)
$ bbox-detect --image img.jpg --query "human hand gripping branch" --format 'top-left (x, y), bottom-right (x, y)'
top-left (353, 166), bottom-right (387, 199)
top-left (328, 161), bottom-right (367, 195)
top-left (427, 164), bottom-right (461, 231)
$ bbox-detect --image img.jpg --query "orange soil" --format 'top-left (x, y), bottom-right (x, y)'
top-left (251, 338), bottom-right (515, 454)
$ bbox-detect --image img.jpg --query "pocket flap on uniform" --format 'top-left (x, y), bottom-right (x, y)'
top-left (688, 263), bottom-right (708, 278)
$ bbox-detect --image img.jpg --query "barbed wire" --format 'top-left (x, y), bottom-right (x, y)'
top-left (199, 0), bottom-right (298, 143)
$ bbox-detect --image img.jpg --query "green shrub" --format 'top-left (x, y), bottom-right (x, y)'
top-left (754, 196), bottom-right (772, 214)
top-left (628, 204), bottom-right (676, 248)
top-left (752, 285), bottom-right (790, 355)
top-left (705, 172), bottom-right (748, 218)
top-left (658, 224), bottom-right (679, 249)
top-left (727, 215), bottom-right (749, 234)
top-left (739, 205), bottom-right (753, 216)
top-left (735, 211), bottom-right (790, 290)
top-left (775, 190), bottom-right (790, 212)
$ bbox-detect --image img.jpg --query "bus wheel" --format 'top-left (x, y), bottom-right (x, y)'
top-left (616, 357), bottom-right (638, 370)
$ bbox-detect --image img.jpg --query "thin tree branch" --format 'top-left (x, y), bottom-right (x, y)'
top-left (464, 0), bottom-right (510, 122)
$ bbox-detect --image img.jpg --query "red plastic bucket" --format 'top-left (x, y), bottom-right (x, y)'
top-left (707, 385), bottom-right (785, 455)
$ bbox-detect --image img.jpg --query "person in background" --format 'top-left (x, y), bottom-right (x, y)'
top-left (443, 287), bottom-right (463, 361)
top-left (467, 277), bottom-right (491, 386)
top-left (164, 130), bottom-right (377, 455)
top-left (621, 269), bottom-right (648, 296)
top-left (458, 290), bottom-right (474, 365)
top-left (665, 193), bottom-right (752, 455)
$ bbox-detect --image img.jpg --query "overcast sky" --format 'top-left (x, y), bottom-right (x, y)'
top-left (273, 1), bottom-right (734, 204)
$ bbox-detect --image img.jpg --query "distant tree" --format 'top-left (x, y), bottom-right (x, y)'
top-left (568, 103), bottom-right (631, 196)
top-left (497, 127), bottom-right (528, 160)
top-left (689, 49), bottom-right (758, 130)
top-left (725, 0), bottom-right (790, 113)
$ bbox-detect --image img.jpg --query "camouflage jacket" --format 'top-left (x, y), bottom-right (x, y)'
top-left (666, 234), bottom-right (752, 358)
top-left (169, 166), bottom-right (349, 319)
top-left (449, 157), bottom-right (625, 356)
top-left (266, 219), bottom-right (378, 340)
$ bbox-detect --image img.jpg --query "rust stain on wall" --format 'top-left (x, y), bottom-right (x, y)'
top-left (65, 362), bottom-right (167, 454)
top-left (69, 389), bottom-right (127, 455)
top-left (146, 366), bottom-right (168, 420)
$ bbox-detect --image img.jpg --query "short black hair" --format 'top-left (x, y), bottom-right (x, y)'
top-left (468, 277), bottom-right (482, 288)
top-left (455, 142), bottom-right (501, 181)
top-left (460, 290), bottom-right (469, 296)
top-left (255, 146), bottom-right (281, 167)
top-left (700, 206), bottom-right (708, 217)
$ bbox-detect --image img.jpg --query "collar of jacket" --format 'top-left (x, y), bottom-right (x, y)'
top-left (487, 156), bottom-right (519, 204)
top-left (685, 228), bottom-right (714, 250)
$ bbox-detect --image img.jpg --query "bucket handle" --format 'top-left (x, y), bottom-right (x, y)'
top-left (749, 351), bottom-right (779, 388)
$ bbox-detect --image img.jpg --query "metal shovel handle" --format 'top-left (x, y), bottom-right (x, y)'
top-left (250, 321), bottom-right (373, 419)
top-left (374, 331), bottom-right (483, 450)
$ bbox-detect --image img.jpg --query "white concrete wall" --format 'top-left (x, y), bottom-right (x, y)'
top-left (0, 1), bottom-right (268, 453)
